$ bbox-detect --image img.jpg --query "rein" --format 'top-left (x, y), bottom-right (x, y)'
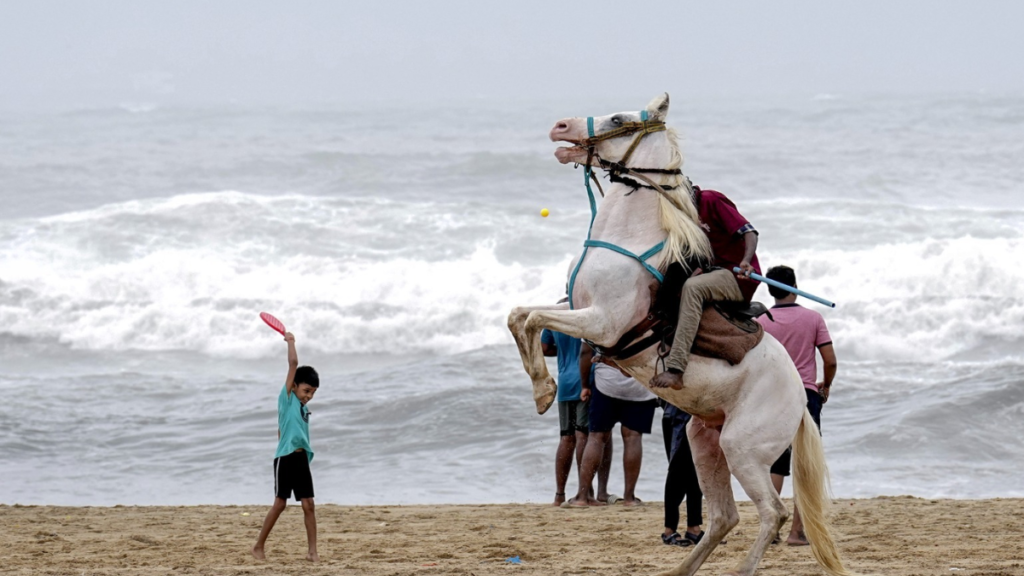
top-left (566, 109), bottom-right (685, 310)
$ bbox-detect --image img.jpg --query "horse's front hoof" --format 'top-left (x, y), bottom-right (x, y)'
top-left (534, 378), bottom-right (557, 414)
top-left (535, 396), bottom-right (555, 415)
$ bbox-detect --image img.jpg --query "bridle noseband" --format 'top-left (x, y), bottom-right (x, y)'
top-left (581, 111), bottom-right (668, 170)
top-left (577, 110), bottom-right (688, 209)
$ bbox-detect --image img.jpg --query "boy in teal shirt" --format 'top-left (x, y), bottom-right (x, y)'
top-left (252, 331), bottom-right (320, 562)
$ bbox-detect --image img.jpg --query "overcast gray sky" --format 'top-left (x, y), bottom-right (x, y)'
top-left (1, 1), bottom-right (1022, 110)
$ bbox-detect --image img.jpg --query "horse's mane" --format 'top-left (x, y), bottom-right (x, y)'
top-left (657, 128), bottom-right (713, 270)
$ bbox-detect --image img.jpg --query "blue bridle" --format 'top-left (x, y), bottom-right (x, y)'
top-left (566, 109), bottom-right (667, 310)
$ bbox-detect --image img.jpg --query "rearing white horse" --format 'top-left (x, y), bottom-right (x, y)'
top-left (508, 94), bottom-right (851, 576)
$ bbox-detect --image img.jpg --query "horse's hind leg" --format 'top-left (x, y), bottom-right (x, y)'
top-left (719, 424), bottom-right (790, 576)
top-left (655, 421), bottom-right (738, 576)
top-left (508, 303), bottom-right (568, 414)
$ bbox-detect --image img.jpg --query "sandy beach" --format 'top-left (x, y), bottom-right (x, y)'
top-left (2, 497), bottom-right (1022, 575)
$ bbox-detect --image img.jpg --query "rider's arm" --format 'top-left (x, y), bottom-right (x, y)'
top-left (711, 192), bottom-right (757, 275)
top-left (738, 230), bottom-right (758, 275)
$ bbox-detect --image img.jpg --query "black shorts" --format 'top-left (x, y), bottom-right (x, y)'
top-left (770, 388), bottom-right (824, 477)
top-left (588, 384), bottom-right (657, 434)
top-left (770, 447), bottom-right (792, 477)
top-left (274, 451), bottom-right (314, 501)
top-left (558, 399), bottom-right (590, 436)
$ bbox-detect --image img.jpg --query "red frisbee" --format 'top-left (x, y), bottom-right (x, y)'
top-left (259, 312), bottom-right (286, 336)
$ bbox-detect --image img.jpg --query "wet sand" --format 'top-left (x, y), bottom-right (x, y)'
top-left (2, 497), bottom-right (1022, 575)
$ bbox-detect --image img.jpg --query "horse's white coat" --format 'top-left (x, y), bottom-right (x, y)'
top-left (508, 94), bottom-right (851, 576)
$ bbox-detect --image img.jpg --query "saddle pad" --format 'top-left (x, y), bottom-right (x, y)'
top-left (691, 305), bottom-right (764, 365)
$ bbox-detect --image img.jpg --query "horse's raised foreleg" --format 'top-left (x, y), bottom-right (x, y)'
top-left (517, 307), bottom-right (621, 414)
top-left (655, 420), bottom-right (738, 576)
top-left (523, 307), bottom-right (623, 343)
top-left (508, 303), bottom-right (570, 414)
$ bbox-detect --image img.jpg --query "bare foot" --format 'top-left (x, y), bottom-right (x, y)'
top-left (251, 546), bottom-right (266, 560)
top-left (620, 497), bottom-right (644, 507)
top-left (787, 531), bottom-right (810, 546)
top-left (306, 552), bottom-right (320, 562)
top-left (552, 492), bottom-right (566, 507)
top-left (651, 371), bottom-right (684, 390)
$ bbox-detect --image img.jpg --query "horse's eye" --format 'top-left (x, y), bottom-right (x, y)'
top-left (611, 116), bottom-right (622, 125)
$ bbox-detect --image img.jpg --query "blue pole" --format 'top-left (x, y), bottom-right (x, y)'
top-left (733, 267), bottom-right (836, 308)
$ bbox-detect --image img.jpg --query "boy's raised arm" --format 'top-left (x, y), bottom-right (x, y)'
top-left (284, 332), bottom-right (298, 394)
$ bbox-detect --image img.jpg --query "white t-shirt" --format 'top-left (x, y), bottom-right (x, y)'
top-left (593, 363), bottom-right (656, 402)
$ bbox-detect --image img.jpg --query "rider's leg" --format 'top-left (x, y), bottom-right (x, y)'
top-left (664, 269), bottom-right (744, 375)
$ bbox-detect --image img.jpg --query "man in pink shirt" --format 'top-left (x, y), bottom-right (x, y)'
top-left (756, 265), bottom-right (837, 546)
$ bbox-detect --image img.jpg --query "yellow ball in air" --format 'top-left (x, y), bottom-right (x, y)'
top-left (540, 208), bottom-right (550, 217)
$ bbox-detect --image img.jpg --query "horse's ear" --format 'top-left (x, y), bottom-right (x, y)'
top-left (646, 93), bottom-right (670, 121)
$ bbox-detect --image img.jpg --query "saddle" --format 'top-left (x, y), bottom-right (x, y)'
top-left (596, 263), bottom-right (771, 365)
top-left (692, 301), bottom-right (769, 365)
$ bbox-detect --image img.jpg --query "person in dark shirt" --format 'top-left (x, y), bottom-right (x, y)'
top-left (660, 402), bottom-right (705, 547)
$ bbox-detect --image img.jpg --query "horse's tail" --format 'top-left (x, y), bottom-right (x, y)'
top-left (792, 408), bottom-right (851, 576)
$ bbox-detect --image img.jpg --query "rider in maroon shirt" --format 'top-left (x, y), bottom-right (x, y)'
top-left (694, 188), bottom-right (761, 300)
top-left (651, 185), bottom-right (760, 390)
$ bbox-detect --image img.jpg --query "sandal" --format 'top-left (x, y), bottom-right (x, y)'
top-left (684, 530), bottom-right (705, 545)
top-left (661, 532), bottom-right (692, 547)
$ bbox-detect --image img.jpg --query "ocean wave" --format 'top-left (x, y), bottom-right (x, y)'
top-left (0, 222), bottom-right (570, 357)
top-left (3, 191), bottom-right (1023, 362)
top-left (756, 234), bottom-right (1024, 363)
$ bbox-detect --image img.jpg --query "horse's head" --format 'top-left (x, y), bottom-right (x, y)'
top-left (550, 93), bottom-right (673, 168)
top-left (549, 93), bottom-right (712, 271)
